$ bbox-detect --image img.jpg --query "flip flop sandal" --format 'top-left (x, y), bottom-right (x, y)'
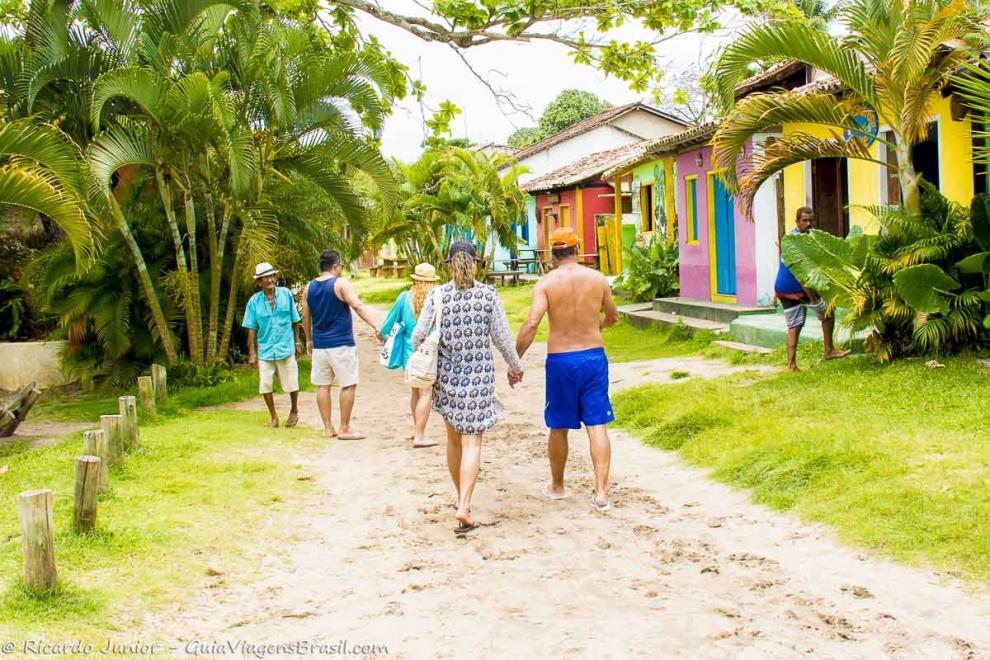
top-left (285, 413), bottom-right (299, 428)
top-left (413, 440), bottom-right (439, 448)
top-left (590, 494), bottom-right (612, 513)
top-left (454, 522), bottom-right (480, 535)
top-left (542, 482), bottom-right (570, 500)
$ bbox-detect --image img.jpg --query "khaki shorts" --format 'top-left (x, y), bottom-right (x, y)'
top-left (311, 346), bottom-right (360, 388)
top-left (259, 355), bottom-right (299, 394)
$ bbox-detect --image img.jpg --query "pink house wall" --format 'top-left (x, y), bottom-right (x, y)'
top-left (675, 143), bottom-right (758, 305)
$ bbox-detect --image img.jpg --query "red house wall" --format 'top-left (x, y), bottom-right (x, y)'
top-left (535, 180), bottom-right (615, 257)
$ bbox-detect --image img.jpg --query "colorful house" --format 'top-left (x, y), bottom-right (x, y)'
top-left (520, 142), bottom-right (652, 271)
top-left (491, 103), bottom-right (688, 269)
top-left (604, 125), bottom-right (783, 306)
top-left (736, 61), bottom-right (980, 236)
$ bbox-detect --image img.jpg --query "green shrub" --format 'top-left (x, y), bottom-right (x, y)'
top-left (782, 184), bottom-right (987, 361)
top-left (614, 234), bottom-right (679, 302)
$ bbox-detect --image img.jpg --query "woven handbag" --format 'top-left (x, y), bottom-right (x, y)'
top-left (405, 288), bottom-right (443, 387)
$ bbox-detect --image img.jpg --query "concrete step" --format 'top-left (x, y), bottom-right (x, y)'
top-left (713, 339), bottom-right (773, 355)
top-left (730, 312), bottom-right (870, 350)
top-left (620, 306), bottom-right (730, 334)
top-left (653, 297), bottom-right (776, 324)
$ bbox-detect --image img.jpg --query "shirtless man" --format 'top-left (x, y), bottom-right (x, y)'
top-left (515, 227), bottom-right (620, 512)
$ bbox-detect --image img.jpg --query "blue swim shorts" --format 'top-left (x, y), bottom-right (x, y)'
top-left (544, 347), bottom-right (615, 430)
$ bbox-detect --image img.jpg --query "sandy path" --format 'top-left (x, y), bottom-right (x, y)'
top-left (146, 321), bottom-right (990, 659)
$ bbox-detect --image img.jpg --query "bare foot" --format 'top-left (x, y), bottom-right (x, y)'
top-left (337, 430), bottom-right (367, 441)
top-left (268, 418), bottom-right (279, 428)
top-left (824, 349), bottom-right (851, 361)
top-left (413, 437), bottom-right (438, 448)
top-left (285, 412), bottom-right (299, 427)
top-left (455, 507), bottom-right (474, 529)
top-left (787, 364), bottom-right (800, 372)
top-left (324, 427), bottom-right (337, 439)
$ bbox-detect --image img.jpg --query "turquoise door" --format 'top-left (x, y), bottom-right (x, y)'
top-left (712, 177), bottom-right (737, 297)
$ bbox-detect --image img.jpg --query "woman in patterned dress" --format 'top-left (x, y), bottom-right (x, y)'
top-left (411, 241), bottom-right (524, 534)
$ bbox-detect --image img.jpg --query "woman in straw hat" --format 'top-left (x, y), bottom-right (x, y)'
top-left (381, 263), bottom-right (441, 448)
top-left (412, 242), bottom-right (524, 534)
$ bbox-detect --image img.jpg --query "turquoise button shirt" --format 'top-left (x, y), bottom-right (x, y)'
top-left (242, 287), bottom-right (301, 361)
top-left (380, 290), bottom-right (416, 370)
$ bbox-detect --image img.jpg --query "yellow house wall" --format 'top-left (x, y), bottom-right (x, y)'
top-left (783, 99), bottom-right (974, 234)
top-left (934, 94), bottom-right (974, 206)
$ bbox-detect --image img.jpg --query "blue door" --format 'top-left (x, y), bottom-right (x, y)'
top-left (712, 177), bottom-right (737, 297)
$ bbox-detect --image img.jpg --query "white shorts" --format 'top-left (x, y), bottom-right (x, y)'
top-left (259, 355), bottom-right (299, 394)
top-left (311, 346), bottom-right (360, 388)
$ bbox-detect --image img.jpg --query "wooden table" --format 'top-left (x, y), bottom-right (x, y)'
top-left (379, 257), bottom-right (409, 278)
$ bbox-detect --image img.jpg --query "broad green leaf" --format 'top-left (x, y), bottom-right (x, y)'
top-left (892, 264), bottom-right (959, 314)
top-left (971, 193), bottom-right (990, 251)
top-left (955, 251), bottom-right (990, 275)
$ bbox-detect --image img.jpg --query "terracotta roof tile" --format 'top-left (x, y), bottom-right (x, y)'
top-left (520, 142), bottom-right (651, 193)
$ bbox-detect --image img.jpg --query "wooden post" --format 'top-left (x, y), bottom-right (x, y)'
top-left (73, 457), bottom-right (100, 533)
top-left (118, 396), bottom-right (139, 451)
top-left (151, 364), bottom-right (167, 402)
top-left (82, 430), bottom-right (109, 492)
top-left (138, 376), bottom-right (156, 417)
top-left (100, 415), bottom-right (123, 466)
top-left (18, 489), bottom-right (57, 590)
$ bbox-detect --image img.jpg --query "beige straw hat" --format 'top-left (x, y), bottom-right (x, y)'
top-left (410, 263), bottom-right (439, 282)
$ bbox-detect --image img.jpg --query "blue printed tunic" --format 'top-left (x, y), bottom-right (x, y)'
top-left (412, 282), bottom-right (523, 434)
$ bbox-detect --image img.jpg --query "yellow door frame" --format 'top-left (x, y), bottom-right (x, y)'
top-left (707, 171), bottom-right (737, 304)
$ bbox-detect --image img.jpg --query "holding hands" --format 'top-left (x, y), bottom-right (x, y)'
top-left (508, 369), bottom-right (524, 388)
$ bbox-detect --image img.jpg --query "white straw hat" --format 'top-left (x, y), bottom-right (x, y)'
top-left (410, 263), bottom-right (439, 282)
top-left (253, 262), bottom-right (278, 279)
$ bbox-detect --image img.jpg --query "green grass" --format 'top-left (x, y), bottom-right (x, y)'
top-left (0, 408), bottom-right (324, 639)
top-left (32, 359), bottom-right (314, 425)
top-left (351, 275), bottom-right (410, 305)
top-left (613, 355), bottom-right (990, 582)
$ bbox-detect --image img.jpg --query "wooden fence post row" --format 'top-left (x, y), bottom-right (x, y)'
top-left (73, 457), bottom-right (101, 534)
top-left (19, 489), bottom-right (57, 590)
top-left (137, 376), bottom-right (156, 417)
top-left (151, 364), bottom-right (167, 402)
top-left (118, 396), bottom-right (139, 451)
top-left (82, 430), bottom-right (109, 492)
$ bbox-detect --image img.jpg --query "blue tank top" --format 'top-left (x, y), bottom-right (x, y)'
top-left (308, 277), bottom-right (354, 348)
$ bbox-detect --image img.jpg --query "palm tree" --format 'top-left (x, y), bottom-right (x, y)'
top-left (711, 0), bottom-right (985, 217)
top-left (378, 147), bottom-right (526, 269)
top-left (1, 0), bottom-right (400, 367)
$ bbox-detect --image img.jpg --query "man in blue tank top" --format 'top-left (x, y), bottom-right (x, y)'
top-left (776, 207), bottom-right (850, 371)
top-left (301, 250), bottom-right (381, 440)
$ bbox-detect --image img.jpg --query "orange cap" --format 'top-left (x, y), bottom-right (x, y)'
top-left (550, 227), bottom-right (579, 249)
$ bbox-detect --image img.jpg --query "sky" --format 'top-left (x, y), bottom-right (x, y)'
top-left (349, 1), bottom-right (740, 162)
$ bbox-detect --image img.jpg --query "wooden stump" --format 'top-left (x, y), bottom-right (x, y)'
top-left (151, 364), bottom-right (167, 402)
top-left (137, 376), bottom-right (156, 417)
top-left (0, 383), bottom-right (42, 437)
top-left (118, 396), bottom-right (139, 451)
top-left (18, 489), bottom-right (57, 590)
top-left (100, 415), bottom-right (123, 466)
top-left (82, 430), bottom-right (109, 493)
top-left (73, 457), bottom-right (100, 534)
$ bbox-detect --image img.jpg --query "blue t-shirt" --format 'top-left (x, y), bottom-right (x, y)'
top-left (242, 287), bottom-right (301, 360)
top-left (774, 228), bottom-right (805, 295)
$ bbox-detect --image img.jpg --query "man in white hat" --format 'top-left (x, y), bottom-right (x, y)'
top-left (242, 262), bottom-right (302, 427)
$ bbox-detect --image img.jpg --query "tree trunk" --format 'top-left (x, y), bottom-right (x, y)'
top-left (155, 169), bottom-right (200, 362)
top-left (204, 194), bottom-right (222, 361)
top-left (896, 140), bottom-right (921, 217)
top-left (183, 192), bottom-right (205, 363)
top-left (218, 241), bottom-right (245, 360)
top-left (109, 196), bottom-right (178, 362)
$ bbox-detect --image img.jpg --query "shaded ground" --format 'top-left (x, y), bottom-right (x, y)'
top-left (141, 325), bottom-right (990, 658)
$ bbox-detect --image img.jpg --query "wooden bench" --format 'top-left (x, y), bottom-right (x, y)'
top-left (486, 270), bottom-right (523, 287)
